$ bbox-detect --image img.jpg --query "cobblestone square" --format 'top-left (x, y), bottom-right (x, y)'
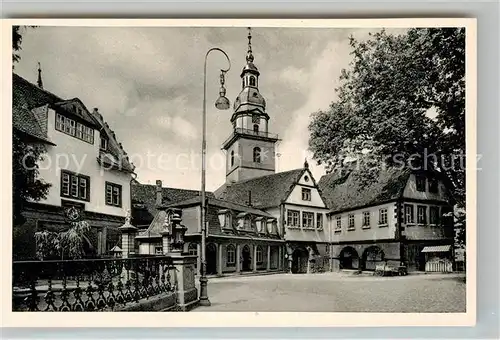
top-left (197, 273), bottom-right (466, 312)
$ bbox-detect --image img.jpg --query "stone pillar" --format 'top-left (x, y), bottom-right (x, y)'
top-left (266, 245), bottom-right (271, 271)
top-left (236, 244), bottom-right (241, 274)
top-left (170, 253), bottom-right (199, 311)
top-left (278, 246), bottom-right (282, 271)
top-left (119, 221), bottom-right (138, 258)
top-left (253, 245), bottom-right (258, 273)
top-left (161, 231), bottom-right (171, 255)
top-left (217, 243), bottom-right (223, 276)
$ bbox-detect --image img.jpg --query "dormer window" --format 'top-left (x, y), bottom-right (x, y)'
top-left (218, 209), bottom-right (232, 229)
top-left (100, 137), bottom-right (108, 151)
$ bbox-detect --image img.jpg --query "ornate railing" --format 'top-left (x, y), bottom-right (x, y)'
top-left (12, 256), bottom-right (176, 312)
top-left (222, 128), bottom-right (279, 146)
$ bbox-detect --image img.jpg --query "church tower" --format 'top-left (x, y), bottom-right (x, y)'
top-left (222, 28), bottom-right (279, 184)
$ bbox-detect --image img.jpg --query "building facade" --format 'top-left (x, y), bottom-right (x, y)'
top-left (13, 72), bottom-right (134, 259)
top-left (319, 167), bottom-right (455, 272)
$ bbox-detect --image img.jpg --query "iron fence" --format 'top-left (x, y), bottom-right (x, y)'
top-left (12, 256), bottom-right (176, 312)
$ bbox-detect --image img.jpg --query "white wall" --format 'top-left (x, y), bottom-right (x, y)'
top-left (328, 202), bottom-right (398, 243)
top-left (36, 108), bottom-right (131, 217)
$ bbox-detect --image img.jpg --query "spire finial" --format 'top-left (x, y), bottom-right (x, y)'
top-left (304, 158), bottom-right (309, 169)
top-left (246, 27), bottom-right (254, 63)
top-left (37, 62), bottom-right (44, 89)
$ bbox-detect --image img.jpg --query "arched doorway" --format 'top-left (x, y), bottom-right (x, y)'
top-left (291, 248), bottom-right (308, 273)
top-left (241, 245), bottom-right (251, 271)
top-left (362, 246), bottom-right (385, 271)
top-left (339, 247), bottom-right (359, 270)
top-left (206, 243), bottom-right (217, 275)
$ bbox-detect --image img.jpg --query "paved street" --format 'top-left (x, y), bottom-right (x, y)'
top-left (196, 273), bottom-right (466, 312)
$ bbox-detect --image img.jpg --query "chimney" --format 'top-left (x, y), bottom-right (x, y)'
top-left (156, 180), bottom-right (162, 206)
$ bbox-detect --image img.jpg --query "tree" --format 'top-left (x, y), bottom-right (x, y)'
top-left (13, 25), bottom-right (36, 65)
top-left (308, 28), bottom-right (465, 208)
top-left (34, 220), bottom-right (92, 260)
top-left (12, 130), bottom-right (51, 227)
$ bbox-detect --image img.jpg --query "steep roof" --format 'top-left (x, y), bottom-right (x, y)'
top-left (167, 197), bottom-right (281, 239)
top-left (214, 168), bottom-right (305, 208)
top-left (12, 73), bottom-right (133, 172)
top-left (131, 182), bottom-right (215, 226)
top-left (167, 197), bottom-right (274, 218)
top-left (318, 167), bottom-right (411, 213)
top-left (12, 73), bottom-right (60, 144)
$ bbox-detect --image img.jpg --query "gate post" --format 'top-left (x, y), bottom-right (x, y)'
top-left (170, 253), bottom-right (199, 311)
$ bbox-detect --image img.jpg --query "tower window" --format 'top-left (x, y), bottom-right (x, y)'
top-left (249, 76), bottom-right (256, 86)
top-left (252, 114), bottom-right (260, 124)
top-left (253, 124), bottom-right (259, 133)
top-left (253, 147), bottom-right (261, 163)
top-left (230, 150), bottom-right (235, 167)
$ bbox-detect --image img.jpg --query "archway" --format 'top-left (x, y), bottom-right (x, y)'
top-left (206, 243), bottom-right (217, 275)
top-left (291, 248), bottom-right (308, 273)
top-left (362, 246), bottom-right (385, 271)
top-left (241, 245), bottom-right (252, 271)
top-left (339, 246), bottom-right (359, 270)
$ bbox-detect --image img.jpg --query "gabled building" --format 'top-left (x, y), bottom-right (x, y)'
top-left (12, 71), bottom-right (135, 259)
top-left (212, 29), bottom-right (330, 274)
top-left (318, 167), bottom-right (455, 272)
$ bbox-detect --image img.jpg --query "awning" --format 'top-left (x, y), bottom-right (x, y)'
top-left (421, 245), bottom-right (451, 253)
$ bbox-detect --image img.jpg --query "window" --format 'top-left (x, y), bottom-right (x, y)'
top-left (253, 147), bottom-right (261, 163)
top-left (417, 205), bottom-right (427, 224)
top-left (60, 170), bottom-right (90, 201)
top-left (302, 188), bottom-right (311, 201)
top-left (287, 210), bottom-right (300, 227)
top-left (379, 208), bottom-right (388, 226)
top-left (105, 182), bottom-right (122, 207)
top-left (252, 114), bottom-right (259, 124)
top-left (100, 137), bottom-right (108, 151)
top-left (230, 150), bottom-right (235, 167)
top-left (348, 214), bottom-right (355, 230)
top-left (226, 245), bottom-right (236, 265)
top-left (405, 204), bottom-right (414, 224)
top-left (335, 216), bottom-right (342, 232)
top-left (362, 211), bottom-right (370, 228)
top-left (249, 76), bottom-right (256, 86)
top-left (416, 175), bottom-right (426, 192)
top-left (256, 246), bottom-right (263, 264)
top-left (316, 213), bottom-right (323, 229)
top-left (155, 246), bottom-right (163, 255)
top-left (429, 178), bottom-right (439, 193)
top-left (188, 243), bottom-right (198, 256)
top-left (55, 113), bottom-right (94, 144)
top-left (302, 212), bottom-right (314, 228)
top-left (253, 124), bottom-right (259, 133)
top-left (56, 114), bottom-right (64, 130)
top-left (429, 206), bottom-right (440, 225)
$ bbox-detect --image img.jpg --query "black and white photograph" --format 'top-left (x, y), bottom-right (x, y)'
top-left (5, 19), bottom-right (474, 323)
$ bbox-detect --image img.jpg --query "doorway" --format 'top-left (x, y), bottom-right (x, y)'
top-left (291, 248), bottom-right (308, 273)
top-left (241, 245), bottom-right (251, 271)
top-left (206, 243), bottom-right (217, 275)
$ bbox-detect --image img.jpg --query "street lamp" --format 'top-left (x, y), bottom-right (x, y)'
top-left (199, 48), bottom-right (231, 307)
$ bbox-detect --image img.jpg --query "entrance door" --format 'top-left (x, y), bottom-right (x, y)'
top-left (291, 249), bottom-right (307, 273)
top-left (241, 245), bottom-right (251, 271)
top-left (206, 243), bottom-right (217, 275)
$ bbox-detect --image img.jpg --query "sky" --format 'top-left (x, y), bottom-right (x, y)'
top-left (14, 26), bottom-right (401, 192)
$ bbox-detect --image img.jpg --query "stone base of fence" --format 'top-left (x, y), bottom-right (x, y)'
top-left (170, 253), bottom-right (199, 311)
top-left (115, 291), bottom-right (177, 312)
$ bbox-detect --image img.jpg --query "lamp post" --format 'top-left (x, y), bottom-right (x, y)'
top-left (199, 48), bottom-right (231, 307)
